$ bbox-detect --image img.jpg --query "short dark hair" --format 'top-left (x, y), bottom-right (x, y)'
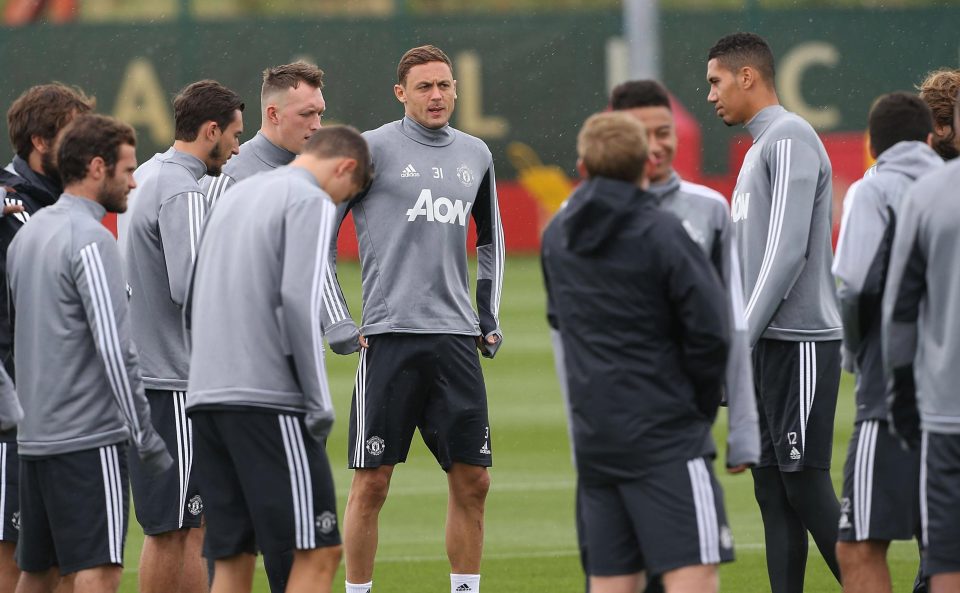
top-left (867, 92), bottom-right (933, 157)
top-left (261, 61), bottom-right (325, 102)
top-left (610, 80), bottom-right (671, 111)
top-left (56, 114), bottom-right (136, 186)
top-left (397, 45), bottom-right (453, 86)
top-left (577, 112), bottom-right (648, 183)
top-left (173, 80), bottom-right (245, 142)
top-left (303, 125), bottom-right (373, 189)
top-left (7, 83), bottom-right (95, 160)
top-left (708, 32), bottom-right (776, 83)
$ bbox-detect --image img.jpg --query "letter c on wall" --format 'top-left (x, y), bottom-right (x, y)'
top-left (777, 41), bottom-right (840, 130)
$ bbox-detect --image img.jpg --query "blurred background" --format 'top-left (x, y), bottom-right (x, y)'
top-left (0, 2), bottom-right (953, 591)
top-left (0, 0), bottom-right (956, 252)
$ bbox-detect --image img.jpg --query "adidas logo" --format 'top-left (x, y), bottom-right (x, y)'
top-left (480, 441), bottom-right (491, 455)
top-left (789, 447), bottom-right (801, 460)
top-left (456, 584), bottom-right (472, 592)
top-left (400, 164), bottom-right (420, 178)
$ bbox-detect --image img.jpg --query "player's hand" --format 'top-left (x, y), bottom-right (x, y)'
top-left (887, 366), bottom-right (921, 450)
top-left (359, 334), bottom-right (369, 349)
top-left (477, 332), bottom-right (502, 359)
top-left (726, 464), bottom-right (750, 475)
top-left (1, 203), bottom-right (24, 217)
top-left (305, 409), bottom-right (335, 441)
top-left (138, 430), bottom-right (174, 475)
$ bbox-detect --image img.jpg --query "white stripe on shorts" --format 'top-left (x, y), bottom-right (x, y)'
top-left (99, 445), bottom-right (123, 564)
top-left (0, 442), bottom-right (6, 540)
top-left (853, 420), bottom-right (879, 540)
top-left (798, 342), bottom-right (818, 453)
top-left (920, 431), bottom-right (929, 547)
top-left (173, 391), bottom-right (194, 528)
top-left (352, 350), bottom-right (367, 468)
top-left (280, 415), bottom-right (316, 549)
top-left (687, 457), bottom-right (720, 564)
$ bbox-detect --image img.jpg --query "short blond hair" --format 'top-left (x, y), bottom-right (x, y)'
top-left (577, 112), bottom-right (648, 183)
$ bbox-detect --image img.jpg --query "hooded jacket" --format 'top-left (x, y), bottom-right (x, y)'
top-left (833, 141), bottom-right (943, 422)
top-left (542, 177), bottom-right (729, 483)
top-left (883, 159), bottom-right (960, 434)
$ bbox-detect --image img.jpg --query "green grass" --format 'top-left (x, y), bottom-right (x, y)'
top-left (118, 255), bottom-right (920, 592)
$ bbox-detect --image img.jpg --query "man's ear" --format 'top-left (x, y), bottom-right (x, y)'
top-left (739, 66), bottom-right (755, 90)
top-left (201, 121), bottom-right (220, 143)
top-left (88, 155), bottom-right (107, 181)
top-left (335, 157), bottom-right (358, 178)
top-left (394, 84), bottom-right (407, 104)
top-left (925, 132), bottom-right (934, 149)
top-left (265, 104), bottom-right (280, 126)
top-left (30, 135), bottom-right (50, 155)
top-left (576, 157), bottom-right (589, 180)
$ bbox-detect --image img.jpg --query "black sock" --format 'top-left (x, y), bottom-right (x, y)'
top-left (781, 469), bottom-right (841, 582)
top-left (575, 482), bottom-right (590, 593)
top-left (263, 550), bottom-right (294, 593)
top-left (752, 466), bottom-right (808, 593)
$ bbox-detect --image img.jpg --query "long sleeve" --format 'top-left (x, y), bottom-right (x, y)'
top-left (882, 192), bottom-right (926, 379)
top-left (281, 196), bottom-right (337, 439)
top-left (75, 239), bottom-right (171, 472)
top-left (471, 158), bottom-right (505, 358)
top-left (723, 240), bottom-right (760, 467)
top-left (744, 139), bottom-right (821, 346)
top-left (318, 200), bottom-right (360, 355)
top-left (0, 365), bottom-right (21, 431)
top-left (157, 190), bottom-right (207, 307)
top-left (666, 229), bottom-right (730, 418)
top-left (833, 180), bottom-right (890, 356)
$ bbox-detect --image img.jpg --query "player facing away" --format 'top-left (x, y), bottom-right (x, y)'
top-left (122, 80), bottom-right (244, 593)
top-left (202, 60), bottom-right (324, 593)
top-left (6, 114), bottom-right (172, 593)
top-left (884, 91), bottom-right (960, 593)
top-left (543, 111), bottom-right (733, 593)
top-left (610, 79), bottom-right (760, 472)
top-left (707, 32), bottom-right (844, 592)
top-left (320, 45), bottom-right (504, 593)
top-left (0, 82), bottom-right (94, 593)
top-left (917, 69), bottom-right (960, 161)
top-left (185, 125), bottom-right (372, 593)
top-left (203, 61), bottom-right (326, 210)
top-left (833, 93), bottom-right (942, 593)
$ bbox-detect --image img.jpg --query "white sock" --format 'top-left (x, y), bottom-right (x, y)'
top-left (346, 581), bottom-right (373, 593)
top-left (451, 573), bottom-right (480, 593)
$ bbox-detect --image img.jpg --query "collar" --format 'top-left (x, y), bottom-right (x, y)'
top-left (58, 193), bottom-right (106, 220)
top-left (745, 105), bottom-right (787, 142)
top-left (398, 116), bottom-right (455, 147)
top-left (12, 155), bottom-right (60, 201)
top-left (647, 171), bottom-right (681, 202)
top-left (251, 132), bottom-right (296, 168)
top-left (168, 149), bottom-right (208, 181)
top-left (286, 164), bottom-right (322, 190)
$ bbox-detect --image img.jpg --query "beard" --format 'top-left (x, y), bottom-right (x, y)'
top-left (40, 148), bottom-right (62, 187)
top-left (97, 175), bottom-right (128, 214)
top-left (206, 142), bottom-right (225, 176)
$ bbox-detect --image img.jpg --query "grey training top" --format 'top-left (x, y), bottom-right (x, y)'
top-left (649, 172), bottom-right (760, 468)
top-left (320, 117), bottom-right (504, 355)
top-left (186, 166), bottom-right (337, 437)
top-left (7, 194), bottom-right (164, 457)
top-left (202, 132), bottom-right (295, 207)
top-left (883, 159), bottom-right (960, 435)
top-left (123, 149), bottom-right (208, 391)
top-left (732, 105), bottom-right (842, 346)
top-left (833, 141), bottom-right (942, 422)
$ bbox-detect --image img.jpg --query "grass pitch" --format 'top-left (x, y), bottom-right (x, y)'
top-left (119, 255), bottom-right (920, 592)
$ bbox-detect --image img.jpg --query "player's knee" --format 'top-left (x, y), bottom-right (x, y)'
top-left (349, 468), bottom-right (392, 509)
top-left (451, 465), bottom-right (490, 504)
top-left (837, 540), bottom-right (887, 567)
